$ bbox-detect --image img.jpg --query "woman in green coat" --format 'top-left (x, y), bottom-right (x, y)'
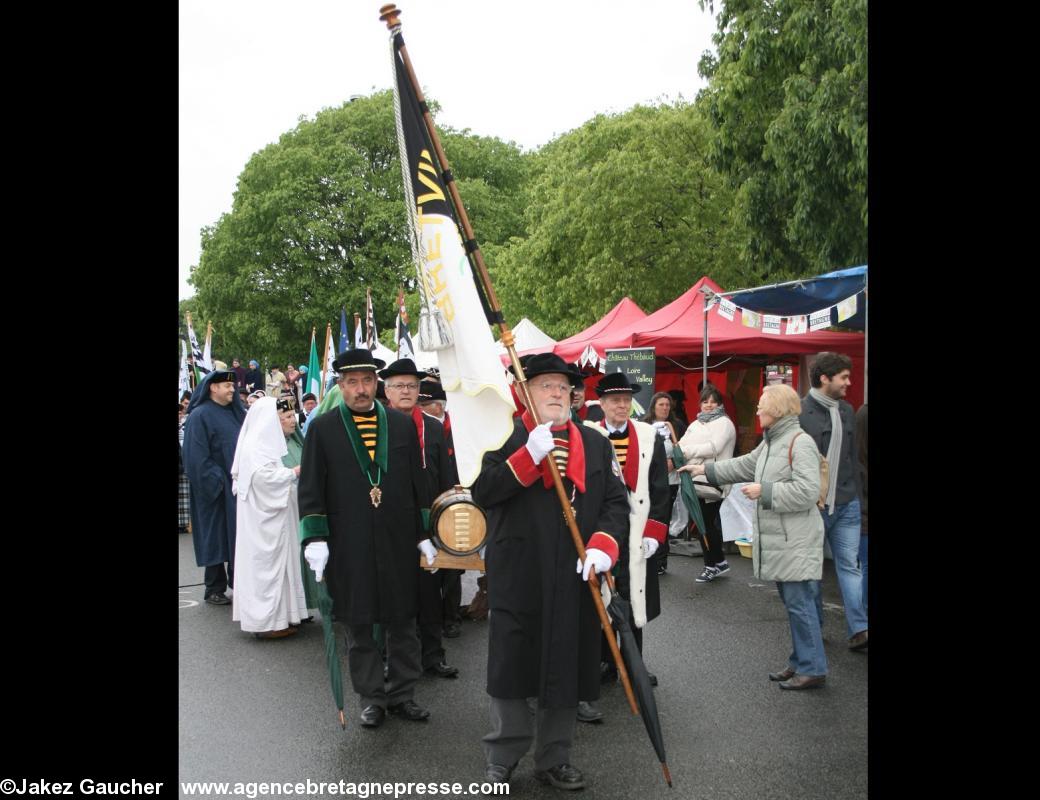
top-left (679, 384), bottom-right (827, 690)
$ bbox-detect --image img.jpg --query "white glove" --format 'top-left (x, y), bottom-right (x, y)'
top-left (525, 421), bottom-right (555, 464)
top-left (652, 421), bottom-right (670, 440)
top-left (642, 538), bottom-right (659, 559)
top-left (304, 541), bottom-right (329, 582)
top-left (478, 544), bottom-right (487, 560)
top-left (576, 548), bottom-right (611, 582)
top-left (418, 538), bottom-right (438, 567)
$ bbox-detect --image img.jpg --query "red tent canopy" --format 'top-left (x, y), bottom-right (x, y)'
top-left (503, 296), bottom-right (648, 364)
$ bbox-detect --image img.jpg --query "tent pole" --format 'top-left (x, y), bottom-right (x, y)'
top-left (864, 272), bottom-right (868, 404)
top-left (702, 291), bottom-right (708, 388)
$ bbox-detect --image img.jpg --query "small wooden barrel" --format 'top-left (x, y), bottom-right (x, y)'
top-left (430, 485), bottom-right (487, 556)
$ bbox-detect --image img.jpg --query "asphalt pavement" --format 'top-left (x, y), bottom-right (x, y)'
top-left (179, 534), bottom-right (866, 799)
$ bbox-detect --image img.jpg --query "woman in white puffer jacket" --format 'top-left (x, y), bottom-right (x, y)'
top-left (677, 385), bottom-right (737, 582)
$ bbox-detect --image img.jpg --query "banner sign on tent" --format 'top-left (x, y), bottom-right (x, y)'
top-left (741, 309), bottom-right (761, 329)
top-left (713, 287), bottom-right (863, 335)
top-left (809, 308), bottom-right (833, 331)
top-left (836, 294), bottom-right (858, 323)
top-left (605, 347), bottom-right (656, 409)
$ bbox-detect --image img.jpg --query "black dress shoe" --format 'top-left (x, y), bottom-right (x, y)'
top-left (769, 666), bottom-right (797, 682)
top-left (647, 671), bottom-right (658, 687)
top-left (484, 763), bottom-right (517, 784)
top-left (534, 764), bottom-right (586, 790)
top-left (600, 661), bottom-right (618, 684)
top-left (576, 701), bottom-right (603, 724)
top-left (360, 705), bottom-right (386, 727)
top-left (387, 700), bottom-right (431, 721)
top-left (424, 661), bottom-right (459, 679)
top-left (443, 622), bottom-right (461, 638)
top-left (205, 593), bottom-right (231, 605)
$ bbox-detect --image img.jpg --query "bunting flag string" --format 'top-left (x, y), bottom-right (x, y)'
top-left (710, 289), bottom-right (863, 335)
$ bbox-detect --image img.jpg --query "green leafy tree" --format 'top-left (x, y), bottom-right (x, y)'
top-left (697, 0), bottom-right (867, 279)
top-left (483, 103), bottom-right (745, 339)
top-left (188, 91), bottom-right (527, 367)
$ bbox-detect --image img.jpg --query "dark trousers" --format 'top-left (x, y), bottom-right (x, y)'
top-left (203, 561), bottom-right (234, 596)
top-left (418, 568), bottom-right (446, 668)
top-left (483, 698), bottom-right (577, 771)
top-left (441, 569), bottom-right (463, 625)
top-left (697, 497), bottom-right (726, 567)
top-left (344, 619), bottom-right (422, 710)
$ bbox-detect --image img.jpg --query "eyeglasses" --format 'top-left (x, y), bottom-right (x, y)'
top-left (535, 382), bottom-right (571, 394)
top-left (387, 383), bottom-right (419, 391)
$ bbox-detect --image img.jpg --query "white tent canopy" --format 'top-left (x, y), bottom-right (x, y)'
top-left (495, 318), bottom-right (556, 355)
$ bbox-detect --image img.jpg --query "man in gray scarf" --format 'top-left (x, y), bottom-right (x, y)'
top-left (799, 353), bottom-right (868, 653)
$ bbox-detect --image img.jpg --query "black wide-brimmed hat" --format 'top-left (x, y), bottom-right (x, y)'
top-left (595, 371), bottom-right (644, 398)
top-left (208, 369), bottom-right (236, 385)
top-left (333, 348), bottom-right (385, 373)
top-left (520, 353), bottom-right (584, 387)
top-left (276, 390), bottom-right (297, 412)
top-left (418, 380), bottom-right (447, 403)
top-left (378, 358), bottom-right (428, 380)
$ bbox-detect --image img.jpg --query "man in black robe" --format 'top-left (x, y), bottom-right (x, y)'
top-left (418, 380), bottom-right (464, 639)
top-left (472, 353), bottom-right (630, 790)
top-left (380, 359), bottom-right (459, 680)
top-left (297, 349), bottom-right (435, 728)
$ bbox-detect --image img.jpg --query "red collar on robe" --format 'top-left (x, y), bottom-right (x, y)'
top-left (442, 411), bottom-right (453, 457)
top-left (600, 419), bottom-right (639, 493)
top-left (521, 410), bottom-right (586, 493)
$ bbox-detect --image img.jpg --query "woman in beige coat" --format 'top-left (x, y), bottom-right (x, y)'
top-left (678, 384), bottom-right (827, 690)
top-left (677, 384), bottom-right (737, 582)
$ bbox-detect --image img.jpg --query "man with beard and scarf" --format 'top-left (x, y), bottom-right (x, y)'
top-left (380, 359), bottom-right (460, 680)
top-left (297, 349), bottom-right (434, 728)
top-left (472, 353), bottom-right (630, 790)
top-left (182, 369), bottom-right (246, 605)
top-left (799, 352), bottom-right (867, 653)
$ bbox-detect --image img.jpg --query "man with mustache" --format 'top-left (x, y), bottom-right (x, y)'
top-left (297, 349), bottom-right (435, 728)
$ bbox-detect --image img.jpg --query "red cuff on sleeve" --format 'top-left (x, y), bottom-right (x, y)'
top-left (506, 446), bottom-right (541, 487)
top-left (643, 519), bottom-right (667, 545)
top-left (587, 532), bottom-right (620, 567)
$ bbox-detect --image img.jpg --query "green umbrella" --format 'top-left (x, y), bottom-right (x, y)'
top-left (669, 444), bottom-right (707, 537)
top-left (312, 570), bottom-right (345, 728)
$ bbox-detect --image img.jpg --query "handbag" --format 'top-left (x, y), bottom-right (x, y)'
top-left (668, 489), bottom-right (689, 538)
top-left (790, 432), bottom-right (830, 508)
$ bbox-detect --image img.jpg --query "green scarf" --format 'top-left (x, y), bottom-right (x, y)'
top-left (282, 430), bottom-right (305, 468)
top-left (338, 401), bottom-right (389, 481)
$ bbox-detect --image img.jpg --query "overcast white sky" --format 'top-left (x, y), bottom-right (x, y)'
top-left (179, 0), bottom-right (719, 300)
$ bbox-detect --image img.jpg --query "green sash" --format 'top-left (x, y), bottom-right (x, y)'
top-left (338, 401), bottom-right (389, 481)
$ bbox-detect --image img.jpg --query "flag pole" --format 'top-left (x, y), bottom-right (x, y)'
top-left (322, 322), bottom-right (333, 402)
top-left (379, 3), bottom-right (639, 720)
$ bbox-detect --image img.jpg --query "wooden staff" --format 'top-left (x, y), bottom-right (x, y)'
top-left (379, 3), bottom-right (638, 718)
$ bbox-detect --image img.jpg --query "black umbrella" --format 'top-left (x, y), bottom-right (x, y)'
top-left (606, 589), bottom-right (672, 787)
